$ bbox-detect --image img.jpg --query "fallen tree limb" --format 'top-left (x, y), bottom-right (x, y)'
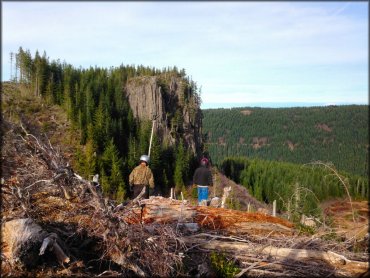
top-left (184, 237), bottom-right (369, 277)
top-left (235, 257), bottom-right (268, 277)
top-left (20, 123), bottom-right (61, 171)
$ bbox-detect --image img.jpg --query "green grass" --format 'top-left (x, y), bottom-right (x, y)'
top-left (210, 252), bottom-right (240, 278)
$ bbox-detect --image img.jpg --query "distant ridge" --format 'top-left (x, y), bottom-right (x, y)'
top-left (202, 105), bottom-right (368, 177)
top-left (201, 102), bottom-right (367, 109)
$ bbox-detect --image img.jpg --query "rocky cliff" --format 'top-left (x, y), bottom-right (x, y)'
top-left (125, 74), bottom-right (202, 156)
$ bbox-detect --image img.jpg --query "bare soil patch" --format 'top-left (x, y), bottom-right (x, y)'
top-left (321, 199), bottom-right (368, 240)
top-left (315, 123), bottom-right (332, 132)
top-left (240, 109), bottom-right (253, 116)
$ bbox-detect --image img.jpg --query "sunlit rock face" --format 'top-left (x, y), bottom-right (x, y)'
top-left (125, 74), bottom-right (202, 156)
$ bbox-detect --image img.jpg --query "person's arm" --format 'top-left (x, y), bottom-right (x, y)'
top-left (129, 168), bottom-right (135, 185)
top-left (193, 168), bottom-right (200, 185)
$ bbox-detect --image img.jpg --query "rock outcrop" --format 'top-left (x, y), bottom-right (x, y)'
top-left (125, 74), bottom-right (202, 155)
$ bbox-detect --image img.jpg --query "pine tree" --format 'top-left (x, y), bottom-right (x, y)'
top-left (148, 134), bottom-right (162, 192)
top-left (33, 50), bottom-right (42, 96)
top-left (101, 169), bottom-right (110, 196)
top-left (100, 139), bottom-right (125, 199)
top-left (92, 101), bottom-right (108, 154)
top-left (128, 135), bottom-right (139, 171)
top-left (110, 154), bottom-right (126, 200)
top-left (84, 139), bottom-right (97, 178)
top-left (174, 140), bottom-right (185, 192)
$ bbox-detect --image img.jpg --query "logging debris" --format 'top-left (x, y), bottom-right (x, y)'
top-left (1, 119), bottom-right (368, 277)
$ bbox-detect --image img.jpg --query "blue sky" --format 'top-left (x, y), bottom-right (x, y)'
top-left (2, 1), bottom-right (368, 109)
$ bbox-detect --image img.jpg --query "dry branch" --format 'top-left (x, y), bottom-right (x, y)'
top-left (309, 161), bottom-right (356, 223)
top-left (2, 120), bottom-right (368, 277)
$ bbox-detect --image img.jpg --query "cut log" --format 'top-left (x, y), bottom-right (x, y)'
top-left (1, 218), bottom-right (70, 270)
top-left (2, 218), bottom-right (46, 269)
top-left (39, 233), bottom-right (70, 264)
top-left (141, 197), bottom-right (197, 224)
top-left (209, 197), bottom-right (221, 207)
top-left (125, 197), bottom-right (293, 236)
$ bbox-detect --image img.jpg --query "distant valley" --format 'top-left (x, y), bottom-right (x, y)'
top-left (202, 105), bottom-right (368, 177)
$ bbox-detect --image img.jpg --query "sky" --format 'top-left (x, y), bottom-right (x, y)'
top-left (2, 1), bottom-right (368, 109)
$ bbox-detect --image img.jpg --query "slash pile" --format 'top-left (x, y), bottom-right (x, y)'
top-left (1, 119), bottom-right (368, 277)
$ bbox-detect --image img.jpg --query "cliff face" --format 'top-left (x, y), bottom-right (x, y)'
top-left (125, 74), bottom-right (203, 156)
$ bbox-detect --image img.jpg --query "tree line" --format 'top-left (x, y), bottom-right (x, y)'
top-left (11, 47), bottom-right (201, 201)
top-left (221, 157), bottom-right (368, 219)
top-left (202, 106), bottom-right (368, 177)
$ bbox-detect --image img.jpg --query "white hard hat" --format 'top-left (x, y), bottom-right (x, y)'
top-left (140, 154), bottom-right (150, 164)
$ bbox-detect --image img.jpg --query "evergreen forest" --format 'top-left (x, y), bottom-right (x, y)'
top-left (202, 106), bottom-right (368, 177)
top-left (6, 47), bottom-right (369, 212)
top-left (220, 157), bottom-right (368, 219)
top-left (9, 47), bottom-right (201, 201)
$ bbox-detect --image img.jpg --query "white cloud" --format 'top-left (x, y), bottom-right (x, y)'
top-left (2, 1), bottom-right (368, 107)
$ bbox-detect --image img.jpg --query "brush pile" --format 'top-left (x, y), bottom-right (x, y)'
top-left (1, 119), bottom-right (368, 277)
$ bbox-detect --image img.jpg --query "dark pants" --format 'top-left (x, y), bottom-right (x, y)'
top-left (132, 184), bottom-right (149, 199)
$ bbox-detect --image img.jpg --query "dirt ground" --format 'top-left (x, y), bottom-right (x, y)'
top-left (321, 199), bottom-right (369, 240)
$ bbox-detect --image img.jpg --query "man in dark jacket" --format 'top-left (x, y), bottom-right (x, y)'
top-left (193, 158), bottom-right (213, 187)
top-left (193, 158), bottom-right (213, 205)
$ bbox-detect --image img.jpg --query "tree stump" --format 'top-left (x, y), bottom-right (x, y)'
top-left (2, 218), bottom-right (69, 271)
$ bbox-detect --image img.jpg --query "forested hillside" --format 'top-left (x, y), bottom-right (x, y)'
top-left (220, 157), bottom-right (368, 220)
top-left (202, 106), bottom-right (368, 177)
top-left (6, 47), bottom-right (202, 201)
top-left (2, 48), bottom-right (369, 278)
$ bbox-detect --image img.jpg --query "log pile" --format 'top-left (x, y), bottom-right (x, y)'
top-left (125, 197), bottom-right (294, 236)
top-left (1, 119), bottom-right (369, 277)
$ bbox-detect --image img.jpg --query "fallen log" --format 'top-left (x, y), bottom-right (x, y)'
top-left (141, 197), bottom-right (196, 224)
top-left (121, 197), bottom-right (294, 236)
top-left (184, 236), bottom-right (369, 277)
top-left (1, 218), bottom-right (70, 271)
